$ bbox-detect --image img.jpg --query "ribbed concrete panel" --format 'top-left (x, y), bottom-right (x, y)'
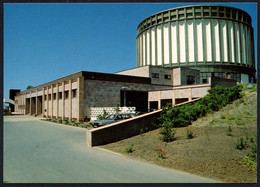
top-left (157, 25), bottom-right (162, 65)
top-left (235, 23), bottom-right (241, 63)
top-left (151, 27), bottom-right (156, 66)
top-left (163, 23), bottom-right (170, 65)
top-left (220, 21), bottom-right (228, 62)
top-left (187, 20), bottom-right (194, 62)
top-left (142, 32), bottom-right (146, 66)
top-left (204, 19), bottom-right (212, 62)
top-left (212, 20), bottom-right (220, 62)
top-left (196, 20), bottom-right (203, 62)
top-left (228, 21), bottom-right (235, 63)
top-left (171, 22), bottom-right (177, 64)
top-left (139, 36), bottom-right (143, 66)
top-left (146, 30), bottom-right (151, 65)
top-left (179, 21), bottom-right (186, 63)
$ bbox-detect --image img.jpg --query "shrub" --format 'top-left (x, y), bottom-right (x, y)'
top-left (241, 144), bottom-right (257, 171)
top-left (235, 137), bottom-right (246, 150)
top-left (156, 148), bottom-right (167, 159)
top-left (186, 129), bottom-right (194, 139)
top-left (157, 85), bottom-right (242, 129)
top-left (97, 110), bottom-right (109, 120)
top-left (226, 126), bottom-right (233, 136)
top-left (160, 127), bottom-right (176, 142)
top-left (58, 119), bottom-right (62, 124)
top-left (126, 144), bottom-right (134, 153)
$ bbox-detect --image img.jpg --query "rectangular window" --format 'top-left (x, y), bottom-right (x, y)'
top-left (44, 95), bottom-right (47, 100)
top-left (53, 93), bottom-right (56, 100)
top-left (151, 73), bottom-right (159, 78)
top-left (65, 91), bottom-right (69, 99)
top-left (164, 75), bottom-right (171, 80)
top-left (59, 92), bottom-right (62, 99)
top-left (72, 89), bottom-right (77, 98)
top-left (48, 94), bottom-right (51, 100)
top-left (187, 75), bottom-right (196, 85)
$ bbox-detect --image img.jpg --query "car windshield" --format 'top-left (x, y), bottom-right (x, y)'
top-left (105, 114), bottom-right (117, 120)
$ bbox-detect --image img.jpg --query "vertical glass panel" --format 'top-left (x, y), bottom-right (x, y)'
top-left (151, 27), bottom-right (156, 65)
top-left (187, 20), bottom-right (194, 62)
top-left (196, 20), bottom-right (203, 62)
top-left (179, 21), bottom-right (186, 63)
top-left (157, 25), bottom-right (162, 65)
top-left (163, 23), bottom-right (170, 64)
top-left (171, 22), bottom-right (177, 63)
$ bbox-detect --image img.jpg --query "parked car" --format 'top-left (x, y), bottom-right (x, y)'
top-left (92, 113), bottom-right (136, 128)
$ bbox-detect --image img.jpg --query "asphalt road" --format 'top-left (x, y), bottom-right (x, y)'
top-left (3, 116), bottom-right (219, 183)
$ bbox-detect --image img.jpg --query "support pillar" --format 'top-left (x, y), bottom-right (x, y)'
top-left (172, 89), bottom-right (175, 105)
top-left (188, 88), bottom-right (192, 101)
top-left (42, 88), bottom-right (45, 118)
top-left (47, 87), bottom-right (49, 118)
top-left (56, 83), bottom-right (59, 119)
top-left (77, 76), bottom-right (84, 122)
top-left (51, 85), bottom-right (53, 119)
top-left (158, 91), bottom-right (161, 109)
top-left (69, 80), bottom-right (72, 121)
top-left (62, 82), bottom-right (65, 120)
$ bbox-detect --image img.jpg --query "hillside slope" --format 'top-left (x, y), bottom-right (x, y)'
top-left (100, 85), bottom-right (257, 183)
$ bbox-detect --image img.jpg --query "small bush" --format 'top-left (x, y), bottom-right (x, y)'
top-left (156, 148), bottom-right (167, 159)
top-left (58, 119), bottom-right (62, 124)
top-left (97, 110), bottom-right (109, 120)
top-left (186, 129), bottom-right (194, 139)
top-left (235, 137), bottom-right (246, 150)
top-left (126, 144), bottom-right (134, 153)
top-left (226, 126), bottom-right (233, 136)
top-left (160, 127), bottom-right (176, 142)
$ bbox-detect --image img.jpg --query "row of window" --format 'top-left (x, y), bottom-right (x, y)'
top-left (151, 73), bottom-right (172, 80)
top-left (200, 72), bottom-right (241, 83)
top-left (138, 6), bottom-right (251, 33)
top-left (43, 89), bottom-right (77, 100)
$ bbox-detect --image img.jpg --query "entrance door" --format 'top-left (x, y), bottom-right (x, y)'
top-left (120, 91), bottom-right (148, 112)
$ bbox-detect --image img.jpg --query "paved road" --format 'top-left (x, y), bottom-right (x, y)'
top-left (3, 116), bottom-right (220, 183)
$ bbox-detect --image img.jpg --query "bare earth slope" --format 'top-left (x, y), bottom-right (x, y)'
top-left (100, 89), bottom-right (257, 183)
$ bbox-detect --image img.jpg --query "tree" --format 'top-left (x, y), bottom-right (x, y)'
top-left (26, 85), bottom-right (33, 89)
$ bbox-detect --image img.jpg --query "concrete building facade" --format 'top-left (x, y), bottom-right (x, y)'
top-left (136, 5), bottom-right (256, 83)
top-left (14, 67), bottom-right (236, 121)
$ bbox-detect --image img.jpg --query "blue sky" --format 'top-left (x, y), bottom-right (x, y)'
top-left (4, 2), bottom-right (257, 99)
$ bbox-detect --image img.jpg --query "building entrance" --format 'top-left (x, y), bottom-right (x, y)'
top-left (120, 91), bottom-right (148, 112)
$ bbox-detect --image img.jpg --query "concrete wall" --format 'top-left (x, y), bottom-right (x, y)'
top-left (86, 110), bottom-right (162, 147)
top-left (116, 66), bottom-right (149, 77)
top-left (86, 99), bottom-right (200, 147)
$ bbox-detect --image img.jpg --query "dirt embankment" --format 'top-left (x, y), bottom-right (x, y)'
top-left (100, 90), bottom-right (257, 183)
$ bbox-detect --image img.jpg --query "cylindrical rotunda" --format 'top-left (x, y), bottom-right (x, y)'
top-left (136, 5), bottom-right (255, 83)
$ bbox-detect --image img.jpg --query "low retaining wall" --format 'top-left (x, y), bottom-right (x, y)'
top-left (86, 98), bottom-right (200, 147)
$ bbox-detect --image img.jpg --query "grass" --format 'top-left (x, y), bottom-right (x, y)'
top-left (100, 86), bottom-right (257, 183)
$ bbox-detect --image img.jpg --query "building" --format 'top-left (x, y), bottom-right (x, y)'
top-left (136, 5), bottom-right (256, 83)
top-left (14, 5), bottom-right (242, 121)
top-left (15, 66), bottom-right (235, 121)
